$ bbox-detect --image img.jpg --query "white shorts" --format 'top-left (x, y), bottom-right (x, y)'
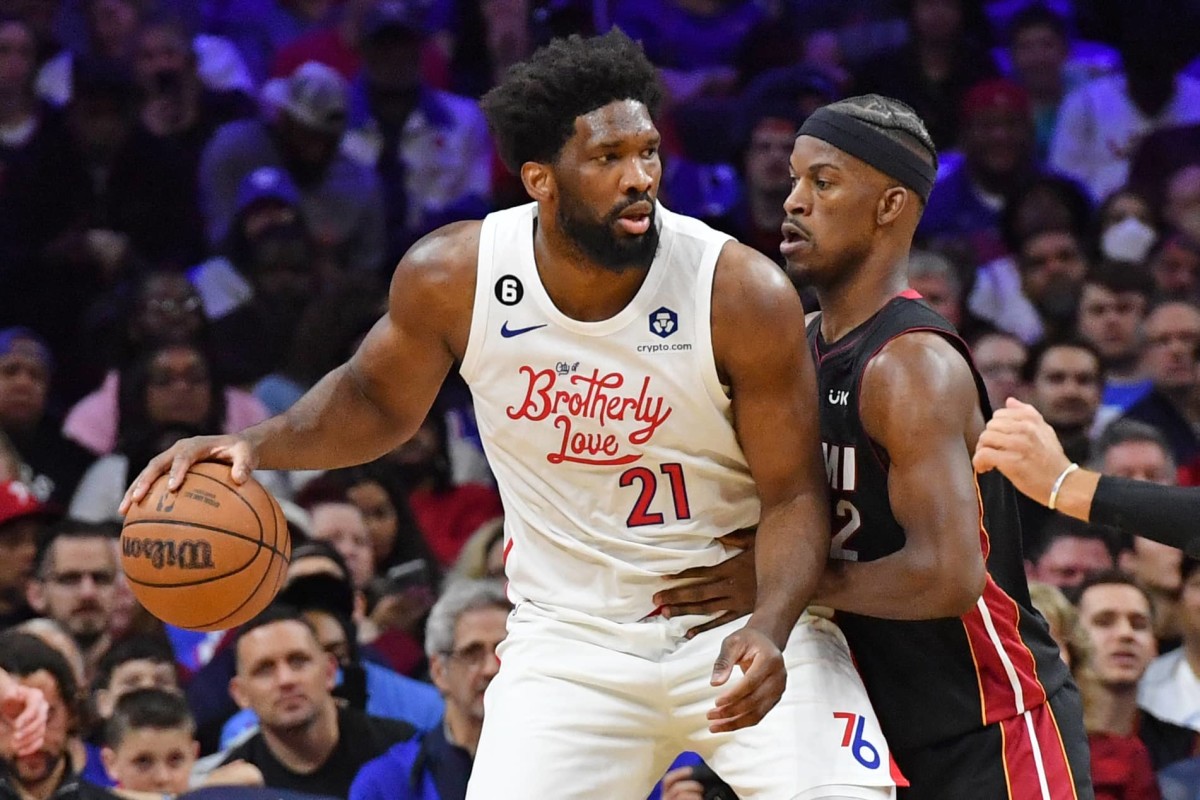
top-left (465, 605), bottom-right (896, 799)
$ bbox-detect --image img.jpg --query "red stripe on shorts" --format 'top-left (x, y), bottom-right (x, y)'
top-left (999, 702), bottom-right (1079, 800)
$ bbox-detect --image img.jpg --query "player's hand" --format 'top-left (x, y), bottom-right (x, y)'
top-left (708, 626), bottom-right (785, 733)
top-left (0, 670), bottom-right (48, 757)
top-left (119, 434), bottom-right (258, 515)
top-left (972, 398), bottom-right (1071, 503)
top-left (655, 530), bottom-right (756, 638)
top-left (661, 766), bottom-right (706, 800)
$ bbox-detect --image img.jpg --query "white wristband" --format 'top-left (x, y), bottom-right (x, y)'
top-left (1048, 463), bottom-right (1080, 511)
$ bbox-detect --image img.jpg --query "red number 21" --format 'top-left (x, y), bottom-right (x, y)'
top-left (619, 463), bottom-right (692, 527)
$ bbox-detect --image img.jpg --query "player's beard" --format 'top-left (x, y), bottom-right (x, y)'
top-left (557, 190), bottom-right (659, 274)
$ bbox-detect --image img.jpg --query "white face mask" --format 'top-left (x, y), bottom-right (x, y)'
top-left (1102, 216), bottom-right (1158, 263)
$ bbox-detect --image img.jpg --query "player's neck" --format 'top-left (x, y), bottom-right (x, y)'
top-left (263, 699), bottom-right (340, 773)
top-left (815, 251), bottom-right (911, 343)
top-left (532, 219), bottom-right (651, 322)
top-left (1089, 684), bottom-right (1141, 736)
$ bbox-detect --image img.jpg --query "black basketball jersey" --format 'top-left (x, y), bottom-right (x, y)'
top-left (807, 291), bottom-right (1070, 754)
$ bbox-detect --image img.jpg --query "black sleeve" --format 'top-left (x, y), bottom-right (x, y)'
top-left (1090, 476), bottom-right (1200, 557)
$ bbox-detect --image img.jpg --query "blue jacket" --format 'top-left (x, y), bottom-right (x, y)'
top-left (350, 720), bottom-right (471, 800)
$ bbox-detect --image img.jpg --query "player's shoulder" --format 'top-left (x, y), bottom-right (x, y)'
top-left (861, 331), bottom-right (976, 410)
top-left (712, 239), bottom-right (796, 307)
top-left (389, 220), bottom-right (482, 292)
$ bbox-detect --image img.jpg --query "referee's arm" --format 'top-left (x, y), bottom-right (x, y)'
top-left (974, 399), bottom-right (1200, 557)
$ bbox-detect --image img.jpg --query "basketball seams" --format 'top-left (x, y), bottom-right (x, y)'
top-left (122, 519), bottom-right (288, 561)
top-left (121, 463), bottom-right (291, 632)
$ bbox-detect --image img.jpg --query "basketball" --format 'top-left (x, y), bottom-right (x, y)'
top-left (121, 461), bottom-right (291, 632)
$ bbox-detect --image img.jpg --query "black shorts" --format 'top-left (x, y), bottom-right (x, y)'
top-left (894, 682), bottom-right (1094, 800)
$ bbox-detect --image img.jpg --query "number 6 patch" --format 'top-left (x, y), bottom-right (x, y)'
top-left (495, 275), bottom-right (524, 306)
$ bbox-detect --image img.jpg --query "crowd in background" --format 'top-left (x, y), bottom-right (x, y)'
top-left (1, 0), bottom-right (1200, 798)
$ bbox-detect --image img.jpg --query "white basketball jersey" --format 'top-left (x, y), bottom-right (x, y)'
top-left (459, 202), bottom-right (760, 622)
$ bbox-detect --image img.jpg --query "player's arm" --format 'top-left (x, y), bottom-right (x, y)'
top-left (122, 223), bottom-right (478, 510)
top-left (815, 333), bottom-right (987, 619)
top-left (975, 398), bottom-right (1200, 556)
top-left (714, 243), bottom-right (831, 648)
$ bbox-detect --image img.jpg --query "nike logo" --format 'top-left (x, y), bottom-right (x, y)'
top-left (500, 321), bottom-right (548, 338)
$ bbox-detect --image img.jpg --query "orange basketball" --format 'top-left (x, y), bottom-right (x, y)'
top-left (121, 461), bottom-right (291, 632)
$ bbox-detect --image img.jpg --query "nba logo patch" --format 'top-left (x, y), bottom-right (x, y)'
top-left (649, 307), bottom-right (678, 338)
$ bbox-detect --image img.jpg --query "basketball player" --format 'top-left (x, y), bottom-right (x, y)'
top-left (0, 666), bottom-right (48, 757)
top-left (121, 31), bottom-right (895, 800)
top-left (785, 96), bottom-right (1092, 799)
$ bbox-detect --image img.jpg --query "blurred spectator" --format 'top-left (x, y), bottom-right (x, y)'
top-left (221, 604), bottom-right (417, 796)
top-left (1121, 302), bottom-right (1200, 469)
top-left (1024, 339), bottom-right (1102, 464)
top-left (0, 630), bottom-right (114, 800)
top-left (0, 328), bottom-right (93, 507)
top-left (130, 16), bottom-right (255, 173)
top-left (1096, 186), bottom-right (1159, 264)
top-left (969, 329), bottom-right (1028, 409)
top-left (36, 0), bottom-right (253, 106)
top-left (1148, 233), bottom-right (1200, 304)
top-left (322, 462), bottom-right (433, 573)
top-left (340, 0), bottom-right (492, 266)
top-left (63, 337), bottom-right (269, 458)
top-left (218, 569), bottom-right (444, 750)
top-left (272, 0), bottom-right (452, 89)
top-left (1016, 226), bottom-right (1092, 342)
top-left (349, 579), bottom-right (510, 800)
top-left (1028, 581), bottom-right (1091, 671)
top-left (50, 57), bottom-right (206, 273)
top-left (612, 0), bottom-right (765, 108)
top-left (1025, 516), bottom-right (1115, 592)
top-left (1003, 4), bottom-right (1071, 160)
top-left (252, 279), bottom-right (383, 416)
top-left (295, 480), bottom-right (377, 591)
top-left (1075, 572), bottom-right (1168, 798)
top-left (1141, 557), bottom-right (1200, 734)
top-left (1076, 263), bottom-right (1154, 424)
top-left (1164, 165), bottom-right (1200, 245)
top-left (1077, 571), bottom-right (1200, 775)
top-left (81, 635), bottom-right (180, 788)
top-left (1093, 421), bottom-right (1185, 646)
top-left (447, 518), bottom-right (504, 583)
top-left (384, 412), bottom-right (503, 569)
top-left (706, 67), bottom-right (836, 262)
top-left (918, 79), bottom-right (1037, 265)
top-left (1049, 25), bottom-right (1200, 202)
top-left (0, 16), bottom-right (80, 336)
top-left (206, 0), bottom-right (341, 88)
top-left (15, 618), bottom-right (87, 706)
top-left (907, 249), bottom-right (963, 328)
top-left (1127, 123), bottom-right (1200, 213)
top-left (446, 0), bottom-right (536, 98)
top-left (854, 0), bottom-right (998, 151)
top-left (200, 61), bottom-right (386, 273)
top-left (967, 175), bottom-right (1093, 343)
top-left (0, 480), bottom-right (52, 627)
top-left (26, 520), bottom-right (118, 681)
top-left (190, 167), bottom-right (330, 387)
top-left (100, 688), bottom-right (197, 796)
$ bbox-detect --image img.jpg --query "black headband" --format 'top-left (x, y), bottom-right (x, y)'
top-left (798, 107), bottom-right (937, 202)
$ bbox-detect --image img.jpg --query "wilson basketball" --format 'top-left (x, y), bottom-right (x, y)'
top-left (121, 461), bottom-right (291, 632)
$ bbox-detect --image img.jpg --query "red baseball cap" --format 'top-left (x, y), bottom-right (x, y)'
top-left (961, 79), bottom-right (1031, 122)
top-left (0, 481), bottom-right (53, 529)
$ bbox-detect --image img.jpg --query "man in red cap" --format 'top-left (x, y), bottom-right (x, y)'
top-left (917, 78), bottom-right (1038, 266)
top-left (0, 480), bottom-right (54, 628)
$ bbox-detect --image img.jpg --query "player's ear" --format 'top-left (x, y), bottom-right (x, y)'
top-left (877, 186), bottom-right (908, 226)
top-left (521, 161), bottom-right (555, 203)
